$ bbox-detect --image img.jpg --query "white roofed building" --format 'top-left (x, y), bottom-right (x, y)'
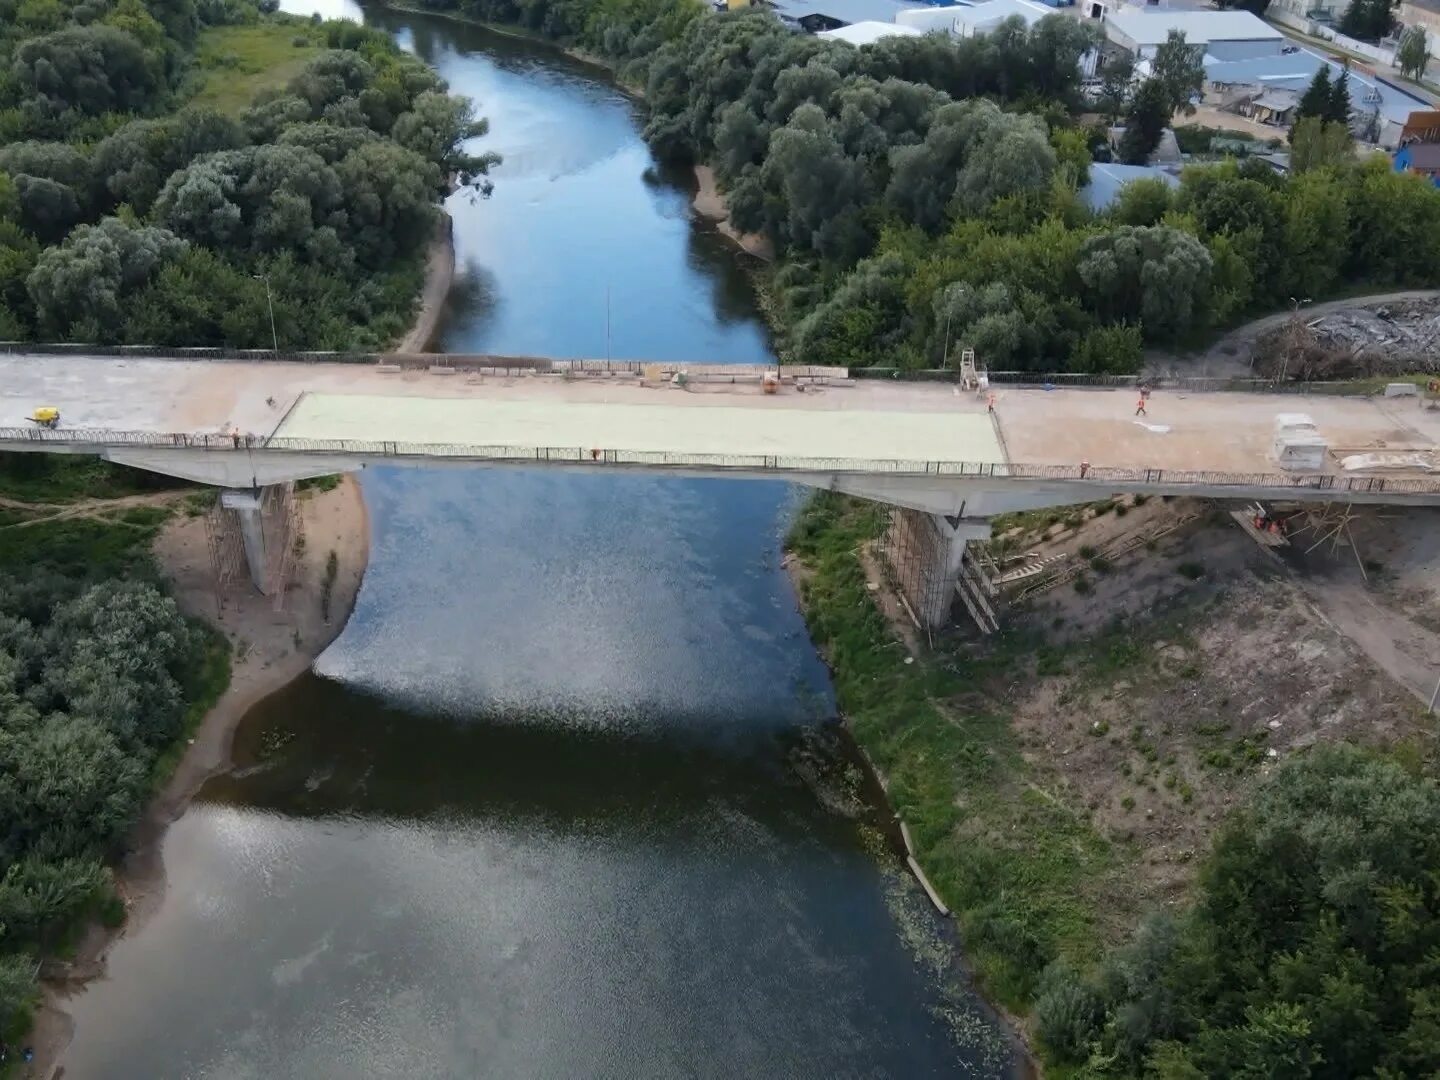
top-left (1103, 10), bottom-right (1284, 60)
top-left (948, 0), bottom-right (1055, 35)
top-left (818, 19), bottom-right (923, 43)
top-left (894, 5), bottom-right (969, 34)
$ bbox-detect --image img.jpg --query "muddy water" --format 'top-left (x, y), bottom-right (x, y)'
top-left (57, 10), bottom-right (1016, 1077)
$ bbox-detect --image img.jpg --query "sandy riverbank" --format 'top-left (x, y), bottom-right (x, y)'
top-left (692, 165), bottom-right (774, 261)
top-left (29, 475), bottom-right (370, 1078)
top-left (394, 211), bottom-right (455, 355)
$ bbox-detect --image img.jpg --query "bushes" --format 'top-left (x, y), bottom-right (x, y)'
top-left (0, 4), bottom-right (493, 349)
top-left (1035, 961), bottom-right (1104, 1060)
top-left (1049, 747), bottom-right (1440, 1075)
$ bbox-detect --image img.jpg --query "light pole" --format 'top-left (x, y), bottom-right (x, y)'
top-left (254, 274), bottom-right (279, 357)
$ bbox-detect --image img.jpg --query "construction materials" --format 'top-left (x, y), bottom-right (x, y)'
top-left (1273, 413), bottom-right (1327, 471)
top-left (1231, 507), bottom-right (1289, 548)
top-left (1338, 451), bottom-right (1439, 473)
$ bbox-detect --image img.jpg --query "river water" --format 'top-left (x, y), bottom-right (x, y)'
top-left (59, 8), bottom-right (1016, 1077)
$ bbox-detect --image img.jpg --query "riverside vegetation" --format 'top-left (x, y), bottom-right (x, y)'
top-left (788, 493), bottom-right (1440, 1077)
top-left (413, 0), bottom-right (1440, 374)
top-left (0, 0), bottom-right (495, 348)
top-left (0, 455), bottom-right (228, 1047)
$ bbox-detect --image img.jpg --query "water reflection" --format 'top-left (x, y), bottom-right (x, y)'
top-left (57, 11), bottom-right (1016, 1079)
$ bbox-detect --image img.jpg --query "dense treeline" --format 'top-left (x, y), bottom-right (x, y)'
top-left (0, 458), bottom-right (224, 1041)
top-left (0, 0), bottom-right (493, 348)
top-left (1036, 746), bottom-right (1440, 1077)
top-left (421, 0), bottom-right (1440, 373)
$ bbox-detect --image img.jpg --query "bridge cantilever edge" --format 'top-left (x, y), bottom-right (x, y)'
top-left (4, 425), bottom-right (1440, 512)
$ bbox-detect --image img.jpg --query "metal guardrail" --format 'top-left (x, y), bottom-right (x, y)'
top-left (0, 342), bottom-right (1390, 395)
top-left (0, 342), bottom-right (846, 379)
top-left (3, 425), bottom-right (1439, 496)
top-left (853, 368), bottom-right (1366, 395)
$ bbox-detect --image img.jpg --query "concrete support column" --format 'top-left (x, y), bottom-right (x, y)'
top-left (222, 488), bottom-right (270, 595)
top-left (923, 514), bottom-right (991, 630)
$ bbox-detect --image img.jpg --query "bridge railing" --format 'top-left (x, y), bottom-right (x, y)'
top-left (2, 425), bottom-right (1440, 497)
top-left (0, 342), bottom-right (848, 380)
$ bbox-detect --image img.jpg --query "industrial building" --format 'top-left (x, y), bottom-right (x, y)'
top-left (1103, 10), bottom-right (1284, 61)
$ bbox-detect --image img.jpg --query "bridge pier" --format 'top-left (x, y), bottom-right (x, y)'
top-left (926, 514), bottom-right (996, 632)
top-left (884, 509), bottom-right (995, 632)
top-left (220, 489), bottom-right (271, 594)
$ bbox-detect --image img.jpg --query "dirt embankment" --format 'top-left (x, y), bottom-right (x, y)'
top-left (393, 211), bottom-right (455, 355)
top-left (692, 165), bottom-right (775, 262)
top-left (979, 496), bottom-right (1437, 920)
top-left (29, 476), bottom-right (370, 1078)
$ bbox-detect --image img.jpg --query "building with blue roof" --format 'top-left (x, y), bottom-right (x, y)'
top-left (1203, 49), bottom-right (1430, 147)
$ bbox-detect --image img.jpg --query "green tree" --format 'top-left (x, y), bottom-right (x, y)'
top-left (335, 140), bottom-right (439, 266)
top-left (0, 174), bottom-right (17, 224)
top-left (11, 26), bottom-right (163, 122)
top-left (1340, 0), bottom-right (1396, 41)
top-left (1294, 66), bottom-right (1333, 127)
top-left (1329, 66), bottom-right (1352, 126)
top-left (26, 217), bottom-right (186, 338)
top-left (788, 252), bottom-right (911, 366)
top-left (1079, 746), bottom-right (1440, 1076)
top-left (0, 954), bottom-right (36, 1042)
top-left (1283, 168), bottom-right (1350, 298)
top-left (92, 109), bottom-right (244, 215)
top-left (390, 91), bottom-right (498, 192)
top-left (1119, 79), bottom-right (1171, 165)
top-left (1073, 320), bottom-right (1144, 373)
top-left (1098, 54), bottom-right (1134, 125)
top-left (1077, 224), bottom-right (1213, 339)
top-left (1397, 25), bottom-right (1430, 80)
top-left (1150, 30), bottom-right (1203, 116)
top-left (1289, 116), bottom-right (1353, 173)
top-left (1111, 177), bottom-right (1175, 226)
top-left (1347, 156), bottom-right (1440, 281)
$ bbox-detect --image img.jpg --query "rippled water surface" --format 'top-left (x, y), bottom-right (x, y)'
top-left (57, 10), bottom-right (1015, 1078)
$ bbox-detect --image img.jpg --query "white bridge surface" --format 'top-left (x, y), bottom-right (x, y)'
top-left (4, 353), bottom-right (1440, 509)
top-left (275, 391), bottom-right (1005, 463)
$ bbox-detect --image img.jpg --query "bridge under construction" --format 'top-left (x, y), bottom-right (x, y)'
top-left (5, 349), bottom-right (1440, 628)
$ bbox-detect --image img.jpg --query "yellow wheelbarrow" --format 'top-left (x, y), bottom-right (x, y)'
top-left (26, 407), bottom-right (60, 429)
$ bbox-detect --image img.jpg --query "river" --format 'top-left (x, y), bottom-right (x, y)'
top-left (57, 7), bottom-right (1017, 1077)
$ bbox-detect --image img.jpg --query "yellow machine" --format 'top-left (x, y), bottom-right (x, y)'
top-left (26, 407), bottom-right (60, 428)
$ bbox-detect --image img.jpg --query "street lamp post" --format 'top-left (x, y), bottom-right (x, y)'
top-left (254, 274), bottom-right (279, 357)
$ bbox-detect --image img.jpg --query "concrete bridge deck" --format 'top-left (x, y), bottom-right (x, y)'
top-left (3, 353), bottom-right (1440, 506)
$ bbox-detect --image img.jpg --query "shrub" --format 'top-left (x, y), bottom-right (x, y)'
top-left (1035, 962), bottom-right (1104, 1062)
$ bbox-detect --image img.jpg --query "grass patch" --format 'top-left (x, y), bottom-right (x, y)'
top-left (298, 474), bottom-right (342, 494)
top-left (0, 452), bottom-right (189, 504)
top-left (788, 493), bottom-right (1122, 1011)
top-left (320, 549), bottom-right (339, 622)
top-left (190, 21), bottom-right (325, 115)
top-left (0, 513), bottom-right (167, 580)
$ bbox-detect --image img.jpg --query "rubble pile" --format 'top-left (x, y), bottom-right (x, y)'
top-left (1252, 299), bottom-right (1440, 381)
